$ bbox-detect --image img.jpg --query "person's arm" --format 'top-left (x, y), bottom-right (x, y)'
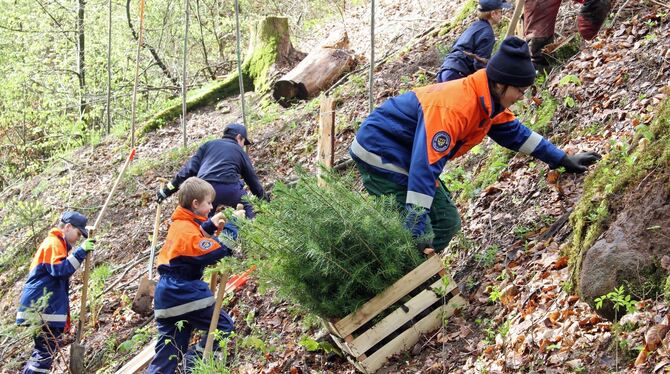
top-left (472, 29), bottom-right (495, 70)
top-left (45, 243), bottom-right (89, 279)
top-left (239, 151), bottom-right (267, 200)
top-left (487, 111), bottom-right (565, 168)
top-left (171, 144), bottom-right (207, 189)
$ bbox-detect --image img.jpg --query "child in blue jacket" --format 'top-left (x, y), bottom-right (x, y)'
top-left (16, 211), bottom-right (94, 374)
top-left (147, 177), bottom-right (244, 374)
top-left (436, 0), bottom-right (512, 83)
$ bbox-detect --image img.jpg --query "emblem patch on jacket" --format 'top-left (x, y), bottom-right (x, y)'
top-left (432, 131), bottom-right (451, 152)
top-left (198, 239), bottom-right (213, 250)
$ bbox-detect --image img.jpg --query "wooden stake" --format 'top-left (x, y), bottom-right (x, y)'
top-left (203, 272), bottom-right (229, 359)
top-left (316, 95), bottom-right (335, 186)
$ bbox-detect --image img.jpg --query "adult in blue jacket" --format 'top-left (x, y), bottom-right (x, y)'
top-left (157, 123), bottom-right (266, 218)
top-left (436, 0), bottom-right (512, 83)
top-left (16, 211), bottom-right (95, 374)
top-left (351, 37), bottom-right (601, 252)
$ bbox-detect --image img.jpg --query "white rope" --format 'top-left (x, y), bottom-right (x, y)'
top-left (234, 0), bottom-right (247, 126)
top-left (369, 0), bottom-right (375, 113)
top-left (182, 0), bottom-right (190, 148)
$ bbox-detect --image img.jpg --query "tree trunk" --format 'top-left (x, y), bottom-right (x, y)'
top-left (139, 16), bottom-right (301, 137)
top-left (126, 0), bottom-right (179, 88)
top-left (77, 0), bottom-right (86, 121)
top-left (272, 30), bottom-right (356, 107)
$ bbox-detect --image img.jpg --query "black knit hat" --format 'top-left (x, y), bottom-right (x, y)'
top-left (486, 36), bottom-right (536, 87)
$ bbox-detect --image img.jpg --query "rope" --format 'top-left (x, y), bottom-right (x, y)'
top-left (130, 0), bottom-right (145, 148)
top-left (369, 0), bottom-right (375, 113)
top-left (182, 0), bottom-right (190, 148)
top-left (234, 0), bottom-right (247, 126)
top-left (105, 0), bottom-right (112, 134)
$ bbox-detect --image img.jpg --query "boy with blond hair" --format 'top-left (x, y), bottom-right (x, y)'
top-left (436, 0), bottom-right (512, 83)
top-left (16, 211), bottom-right (95, 374)
top-left (147, 177), bottom-right (243, 373)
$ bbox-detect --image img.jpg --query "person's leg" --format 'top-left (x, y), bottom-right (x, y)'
top-left (22, 325), bottom-right (63, 374)
top-left (183, 306), bottom-right (235, 372)
top-left (437, 69), bottom-right (465, 83)
top-left (577, 0), bottom-right (612, 40)
top-left (356, 164), bottom-right (406, 209)
top-left (146, 317), bottom-right (193, 374)
top-left (211, 181), bottom-right (255, 219)
top-left (524, 0), bottom-right (562, 65)
top-left (429, 181), bottom-right (462, 252)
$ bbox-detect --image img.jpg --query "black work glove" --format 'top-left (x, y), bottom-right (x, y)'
top-left (559, 151), bottom-right (602, 173)
top-left (156, 182), bottom-right (177, 203)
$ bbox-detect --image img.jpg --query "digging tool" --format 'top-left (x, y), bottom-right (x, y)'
top-left (131, 203), bottom-right (162, 315)
top-left (506, 0), bottom-right (525, 38)
top-left (70, 148), bottom-right (136, 374)
top-left (203, 272), bottom-right (229, 359)
top-left (113, 267), bottom-right (255, 374)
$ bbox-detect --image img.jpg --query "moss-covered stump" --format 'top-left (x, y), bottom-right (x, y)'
top-left (569, 97), bottom-right (670, 320)
top-left (138, 16), bottom-right (304, 137)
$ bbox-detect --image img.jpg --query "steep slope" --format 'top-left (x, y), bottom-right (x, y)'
top-left (0, 0), bottom-right (668, 373)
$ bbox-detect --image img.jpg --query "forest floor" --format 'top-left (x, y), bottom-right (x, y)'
top-left (0, 0), bottom-right (669, 373)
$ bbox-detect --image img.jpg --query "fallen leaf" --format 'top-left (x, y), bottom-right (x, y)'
top-left (646, 324), bottom-right (670, 351)
top-left (552, 256), bottom-right (569, 270)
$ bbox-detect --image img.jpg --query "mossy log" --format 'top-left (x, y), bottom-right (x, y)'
top-left (272, 30), bottom-right (356, 108)
top-left (138, 16), bottom-right (303, 137)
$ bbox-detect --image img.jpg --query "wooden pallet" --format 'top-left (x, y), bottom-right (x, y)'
top-left (325, 255), bottom-right (466, 373)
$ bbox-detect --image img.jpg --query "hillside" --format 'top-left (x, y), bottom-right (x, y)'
top-left (0, 0), bottom-right (668, 372)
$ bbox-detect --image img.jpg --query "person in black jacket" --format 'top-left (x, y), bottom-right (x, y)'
top-left (156, 123), bottom-right (265, 218)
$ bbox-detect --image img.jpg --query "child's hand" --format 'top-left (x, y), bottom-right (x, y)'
top-left (210, 212), bottom-right (226, 229)
top-left (233, 204), bottom-right (246, 220)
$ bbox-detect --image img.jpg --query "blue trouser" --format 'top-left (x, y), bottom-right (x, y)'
top-left (146, 304), bottom-right (235, 374)
top-left (436, 68), bottom-right (466, 83)
top-left (211, 181), bottom-right (255, 218)
top-left (23, 325), bottom-right (63, 374)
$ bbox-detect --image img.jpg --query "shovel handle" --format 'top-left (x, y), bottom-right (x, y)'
top-left (506, 0), bottom-right (525, 38)
top-left (204, 272), bottom-right (229, 359)
top-left (76, 148), bottom-right (135, 344)
top-left (148, 204), bottom-right (161, 279)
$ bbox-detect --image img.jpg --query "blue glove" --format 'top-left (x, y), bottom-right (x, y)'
top-left (404, 204), bottom-right (429, 238)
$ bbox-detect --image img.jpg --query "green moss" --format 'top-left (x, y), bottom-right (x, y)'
top-left (569, 98), bottom-right (670, 287)
top-left (439, 0), bottom-right (477, 36)
top-left (550, 34), bottom-right (583, 64)
top-left (138, 17), bottom-right (289, 138)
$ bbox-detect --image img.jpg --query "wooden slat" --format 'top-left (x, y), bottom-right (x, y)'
top-left (360, 295), bottom-right (467, 373)
top-left (114, 340), bottom-right (156, 374)
top-left (348, 276), bottom-right (457, 356)
top-left (334, 256), bottom-right (443, 337)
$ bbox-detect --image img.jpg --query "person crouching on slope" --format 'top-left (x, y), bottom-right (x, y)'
top-left (350, 36), bottom-right (601, 253)
top-left (156, 123), bottom-right (267, 219)
top-left (16, 211), bottom-right (95, 374)
top-left (147, 177), bottom-right (244, 374)
top-left (436, 0), bottom-right (512, 83)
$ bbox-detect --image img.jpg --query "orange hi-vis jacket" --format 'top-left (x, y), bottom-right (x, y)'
top-left (153, 206), bottom-right (236, 319)
top-left (16, 228), bottom-right (89, 328)
top-left (350, 69), bottom-right (565, 209)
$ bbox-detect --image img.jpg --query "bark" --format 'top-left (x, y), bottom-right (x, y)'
top-left (126, 0), bottom-right (179, 88)
top-left (272, 30), bottom-right (356, 107)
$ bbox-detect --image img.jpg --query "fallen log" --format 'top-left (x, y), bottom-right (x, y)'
top-left (272, 30), bottom-right (356, 107)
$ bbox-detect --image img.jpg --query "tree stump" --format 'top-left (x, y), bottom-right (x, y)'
top-left (272, 30), bottom-right (357, 107)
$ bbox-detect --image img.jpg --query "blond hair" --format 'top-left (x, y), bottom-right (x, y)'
top-left (478, 10), bottom-right (495, 20)
top-left (178, 177), bottom-right (215, 210)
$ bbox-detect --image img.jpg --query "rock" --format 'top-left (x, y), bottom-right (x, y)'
top-left (579, 175), bottom-right (670, 321)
